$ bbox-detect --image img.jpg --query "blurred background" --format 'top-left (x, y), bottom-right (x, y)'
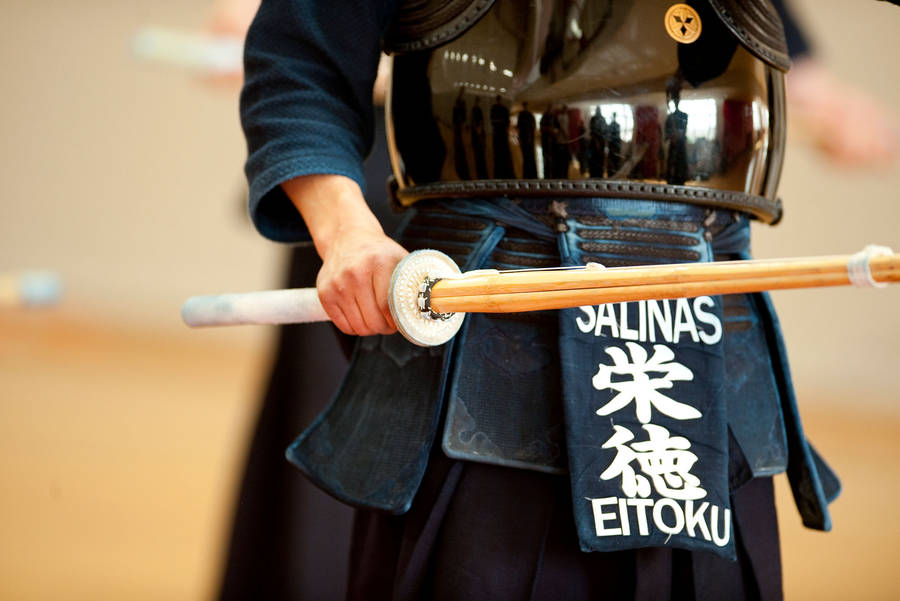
top-left (1, 0), bottom-right (898, 599)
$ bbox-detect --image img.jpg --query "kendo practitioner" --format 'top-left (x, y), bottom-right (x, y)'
top-left (239, 1), bottom-right (854, 599)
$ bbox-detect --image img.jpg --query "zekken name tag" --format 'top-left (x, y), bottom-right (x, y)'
top-left (559, 296), bottom-right (734, 559)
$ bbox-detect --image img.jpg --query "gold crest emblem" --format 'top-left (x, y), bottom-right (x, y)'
top-left (665, 4), bottom-right (702, 44)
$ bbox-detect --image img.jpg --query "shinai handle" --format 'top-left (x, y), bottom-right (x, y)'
top-left (181, 288), bottom-right (327, 327)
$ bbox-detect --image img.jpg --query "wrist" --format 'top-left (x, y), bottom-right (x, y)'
top-left (282, 174), bottom-right (384, 261)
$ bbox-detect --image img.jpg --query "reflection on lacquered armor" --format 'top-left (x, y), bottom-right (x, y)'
top-left (606, 113), bottom-right (623, 177)
top-left (588, 107), bottom-right (607, 178)
top-left (491, 95), bottom-right (514, 178)
top-left (665, 72), bottom-right (690, 185)
top-left (518, 102), bottom-right (537, 178)
top-left (471, 96), bottom-right (488, 178)
top-left (452, 87), bottom-right (471, 180)
top-left (387, 0), bottom-right (785, 202)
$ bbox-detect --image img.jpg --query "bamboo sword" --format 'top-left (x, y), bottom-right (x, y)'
top-left (182, 245), bottom-right (899, 346)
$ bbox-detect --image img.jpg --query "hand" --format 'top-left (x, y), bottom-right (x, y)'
top-left (283, 174), bottom-right (409, 336)
top-left (315, 224), bottom-right (408, 336)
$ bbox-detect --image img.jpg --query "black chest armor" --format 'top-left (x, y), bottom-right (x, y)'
top-left (385, 0), bottom-right (791, 224)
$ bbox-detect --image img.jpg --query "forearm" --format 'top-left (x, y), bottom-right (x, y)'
top-left (283, 174), bottom-right (384, 261)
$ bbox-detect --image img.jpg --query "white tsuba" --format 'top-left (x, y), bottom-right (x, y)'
top-left (388, 249), bottom-right (464, 347)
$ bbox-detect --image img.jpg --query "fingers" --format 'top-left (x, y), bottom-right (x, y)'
top-left (355, 279), bottom-right (394, 335)
top-left (372, 254), bottom-right (398, 330)
top-left (319, 279), bottom-right (378, 337)
top-left (318, 285), bottom-right (354, 335)
top-left (309, 223), bottom-right (410, 337)
top-left (317, 252), bottom-right (402, 337)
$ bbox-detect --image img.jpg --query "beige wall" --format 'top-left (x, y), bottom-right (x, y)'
top-left (0, 0), bottom-right (282, 340)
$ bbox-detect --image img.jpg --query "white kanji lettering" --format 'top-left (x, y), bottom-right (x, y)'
top-left (592, 342), bottom-right (701, 423)
top-left (599, 426), bottom-right (652, 498)
top-left (600, 424), bottom-right (707, 501)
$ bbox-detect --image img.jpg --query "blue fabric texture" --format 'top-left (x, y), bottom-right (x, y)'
top-left (441, 216), bottom-right (566, 474)
top-left (285, 210), bottom-right (505, 514)
top-left (240, 0), bottom-right (400, 242)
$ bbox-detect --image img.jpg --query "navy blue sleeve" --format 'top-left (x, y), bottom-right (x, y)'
top-left (240, 0), bottom-right (400, 242)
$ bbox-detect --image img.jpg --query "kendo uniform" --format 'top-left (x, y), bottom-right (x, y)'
top-left (240, 1), bottom-right (844, 599)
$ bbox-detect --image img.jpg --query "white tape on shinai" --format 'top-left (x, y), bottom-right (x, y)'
top-left (181, 288), bottom-right (328, 327)
top-left (847, 244), bottom-right (893, 289)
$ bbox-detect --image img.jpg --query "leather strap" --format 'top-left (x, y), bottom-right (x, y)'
top-left (395, 179), bottom-right (784, 225)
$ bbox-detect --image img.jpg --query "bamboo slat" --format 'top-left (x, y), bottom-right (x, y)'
top-left (429, 268), bottom-right (900, 314)
top-left (430, 254), bottom-right (899, 299)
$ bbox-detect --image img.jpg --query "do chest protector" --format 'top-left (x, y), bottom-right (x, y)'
top-left (385, 0), bottom-right (788, 223)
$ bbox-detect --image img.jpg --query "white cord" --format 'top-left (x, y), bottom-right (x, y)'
top-left (847, 244), bottom-right (893, 288)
